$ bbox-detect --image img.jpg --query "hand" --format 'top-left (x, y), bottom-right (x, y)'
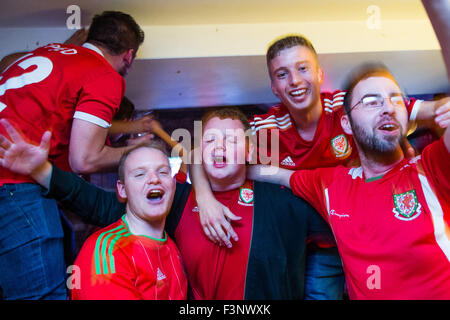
top-left (125, 132), bottom-right (155, 146)
top-left (64, 28), bottom-right (88, 46)
top-left (434, 97), bottom-right (450, 129)
top-left (0, 119), bottom-right (51, 175)
top-left (197, 196), bottom-right (241, 248)
top-left (133, 115), bottom-right (157, 133)
top-left (400, 137), bottom-right (416, 159)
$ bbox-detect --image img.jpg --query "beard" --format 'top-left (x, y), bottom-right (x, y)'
top-left (350, 118), bottom-right (404, 155)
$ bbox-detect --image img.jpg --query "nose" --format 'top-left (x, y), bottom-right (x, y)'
top-left (213, 136), bottom-right (226, 152)
top-left (146, 171), bottom-right (161, 185)
top-left (381, 97), bottom-right (396, 115)
top-left (289, 71), bottom-right (303, 87)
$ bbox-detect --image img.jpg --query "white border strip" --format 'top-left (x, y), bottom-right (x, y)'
top-left (409, 99), bottom-right (423, 122)
top-left (73, 111), bottom-right (111, 128)
top-left (418, 173), bottom-right (450, 262)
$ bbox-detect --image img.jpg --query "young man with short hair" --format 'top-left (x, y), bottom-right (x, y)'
top-left (71, 142), bottom-right (187, 300)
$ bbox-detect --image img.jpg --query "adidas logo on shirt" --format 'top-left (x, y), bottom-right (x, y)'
top-left (281, 156), bottom-right (296, 167)
top-left (157, 268), bottom-right (166, 281)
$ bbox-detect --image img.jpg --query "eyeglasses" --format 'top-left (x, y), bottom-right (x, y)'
top-left (349, 94), bottom-right (406, 113)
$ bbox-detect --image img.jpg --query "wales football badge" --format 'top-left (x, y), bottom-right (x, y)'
top-left (331, 134), bottom-right (351, 159)
top-left (393, 190), bottom-right (422, 221)
top-left (239, 188), bottom-right (254, 206)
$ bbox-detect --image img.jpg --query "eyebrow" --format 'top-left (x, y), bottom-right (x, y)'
top-left (129, 163), bottom-right (171, 173)
top-left (272, 60), bottom-right (312, 72)
top-left (361, 92), bottom-right (403, 99)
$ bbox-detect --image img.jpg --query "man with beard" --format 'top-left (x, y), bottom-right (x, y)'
top-left (248, 63), bottom-right (450, 299)
top-left (0, 11), bottom-right (144, 299)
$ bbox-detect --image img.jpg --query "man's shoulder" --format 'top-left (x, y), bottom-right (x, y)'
top-left (250, 103), bottom-right (288, 121)
top-left (321, 90), bottom-right (346, 114)
top-left (254, 180), bottom-right (297, 199)
top-left (82, 218), bottom-right (129, 250)
top-left (250, 103), bottom-right (293, 132)
top-left (43, 43), bottom-right (121, 81)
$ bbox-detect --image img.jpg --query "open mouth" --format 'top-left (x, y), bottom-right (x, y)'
top-left (289, 88), bottom-right (307, 99)
top-left (146, 189), bottom-right (165, 203)
top-left (378, 122), bottom-right (400, 133)
top-left (213, 155), bottom-right (226, 168)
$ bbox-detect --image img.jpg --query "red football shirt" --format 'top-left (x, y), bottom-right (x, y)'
top-left (250, 91), bottom-right (421, 170)
top-left (0, 43), bottom-right (124, 185)
top-left (174, 181), bottom-right (254, 299)
top-left (71, 216), bottom-right (187, 300)
top-left (289, 139), bottom-right (450, 299)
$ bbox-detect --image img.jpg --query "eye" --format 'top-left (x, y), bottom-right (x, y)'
top-left (204, 135), bottom-right (216, 143)
top-left (362, 95), bottom-right (381, 108)
top-left (134, 171), bottom-right (145, 178)
top-left (298, 65), bottom-right (308, 72)
top-left (390, 95), bottom-right (404, 107)
top-left (276, 71), bottom-right (287, 79)
top-left (226, 135), bottom-right (238, 143)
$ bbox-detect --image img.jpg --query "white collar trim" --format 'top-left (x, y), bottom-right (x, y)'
top-left (82, 43), bottom-right (104, 57)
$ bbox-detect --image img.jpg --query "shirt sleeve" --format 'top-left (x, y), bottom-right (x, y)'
top-left (289, 167), bottom-right (336, 223)
top-left (43, 164), bottom-right (125, 226)
top-left (74, 71), bottom-right (124, 128)
top-left (406, 97), bottom-right (423, 122)
top-left (420, 138), bottom-right (450, 202)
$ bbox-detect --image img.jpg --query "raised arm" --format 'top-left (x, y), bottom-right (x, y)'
top-left (69, 119), bottom-right (152, 174)
top-left (413, 97), bottom-right (450, 131)
top-left (0, 119), bottom-right (123, 226)
top-left (190, 156), bottom-right (241, 248)
top-left (109, 115), bottom-right (155, 135)
top-left (422, 0), bottom-right (450, 81)
top-left (246, 164), bottom-right (294, 188)
top-left (422, 0), bottom-right (450, 152)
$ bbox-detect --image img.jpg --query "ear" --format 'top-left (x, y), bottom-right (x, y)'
top-left (317, 67), bottom-right (324, 85)
top-left (341, 114), bottom-right (353, 136)
top-left (116, 180), bottom-right (128, 201)
top-left (123, 49), bottom-right (134, 65)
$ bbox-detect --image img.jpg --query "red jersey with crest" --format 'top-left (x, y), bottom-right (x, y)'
top-left (0, 43), bottom-right (124, 185)
top-left (71, 216), bottom-right (187, 300)
top-left (250, 91), bottom-right (421, 170)
top-left (174, 181), bottom-right (254, 299)
top-left (289, 139), bottom-right (450, 299)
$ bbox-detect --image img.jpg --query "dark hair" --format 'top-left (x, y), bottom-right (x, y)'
top-left (113, 96), bottom-right (135, 121)
top-left (118, 141), bottom-right (169, 182)
top-left (343, 62), bottom-right (399, 114)
top-left (201, 107), bottom-right (251, 132)
top-left (87, 11), bottom-right (144, 55)
top-left (266, 34), bottom-right (318, 67)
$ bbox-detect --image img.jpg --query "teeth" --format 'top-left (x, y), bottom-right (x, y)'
top-left (290, 89), bottom-right (306, 96)
top-left (380, 124), bottom-right (396, 131)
